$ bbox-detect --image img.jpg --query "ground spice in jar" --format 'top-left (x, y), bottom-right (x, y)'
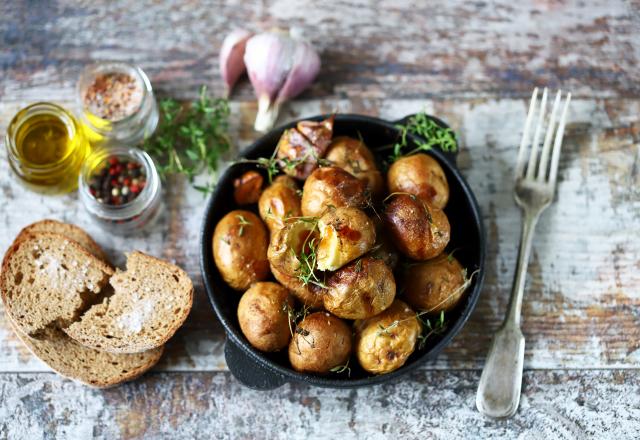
top-left (83, 72), bottom-right (143, 121)
top-left (88, 156), bottom-right (146, 206)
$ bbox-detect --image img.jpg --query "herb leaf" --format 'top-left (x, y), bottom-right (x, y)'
top-left (143, 85), bottom-right (231, 194)
top-left (388, 112), bottom-right (457, 163)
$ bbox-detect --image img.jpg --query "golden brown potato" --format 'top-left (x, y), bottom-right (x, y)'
top-left (288, 312), bottom-right (352, 374)
top-left (276, 116), bottom-right (334, 180)
top-left (301, 166), bottom-right (368, 217)
top-left (237, 282), bottom-right (295, 352)
top-left (384, 194), bottom-right (450, 260)
top-left (213, 210), bottom-right (270, 291)
top-left (402, 255), bottom-right (468, 313)
top-left (267, 219), bottom-right (324, 308)
top-left (324, 257), bottom-right (396, 320)
top-left (233, 170), bottom-right (263, 205)
top-left (354, 299), bottom-right (421, 374)
top-left (316, 207), bottom-right (376, 271)
top-left (387, 153), bottom-right (449, 209)
top-left (325, 136), bottom-right (384, 197)
top-left (258, 175), bottom-right (302, 234)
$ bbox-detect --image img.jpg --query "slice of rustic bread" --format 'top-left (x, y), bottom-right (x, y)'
top-left (1, 232), bottom-right (114, 336)
top-left (16, 219), bottom-right (109, 262)
top-left (65, 251), bottom-right (193, 353)
top-left (10, 321), bottom-right (163, 388)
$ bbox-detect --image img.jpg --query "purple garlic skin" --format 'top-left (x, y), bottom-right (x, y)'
top-left (243, 30), bottom-right (321, 132)
top-left (219, 29), bottom-right (253, 95)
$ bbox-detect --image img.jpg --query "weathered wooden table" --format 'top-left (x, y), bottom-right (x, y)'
top-left (1, 1), bottom-right (639, 438)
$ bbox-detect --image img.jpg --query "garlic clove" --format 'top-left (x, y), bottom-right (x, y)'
top-left (219, 29), bottom-right (253, 96)
top-left (276, 40), bottom-right (321, 104)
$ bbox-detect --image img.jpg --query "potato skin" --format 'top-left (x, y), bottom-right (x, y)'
top-left (267, 220), bottom-right (324, 308)
top-left (354, 300), bottom-right (421, 374)
top-left (316, 207), bottom-right (376, 271)
top-left (325, 136), bottom-right (384, 197)
top-left (238, 282), bottom-right (294, 352)
top-left (387, 154), bottom-right (449, 209)
top-left (276, 116), bottom-right (334, 180)
top-left (384, 194), bottom-right (450, 260)
top-left (233, 170), bottom-right (263, 205)
top-left (258, 175), bottom-right (302, 234)
top-left (324, 257), bottom-right (396, 320)
top-left (402, 255), bottom-right (467, 313)
top-left (288, 312), bottom-right (352, 374)
top-left (213, 210), bottom-right (270, 291)
top-left (301, 166), bottom-right (368, 217)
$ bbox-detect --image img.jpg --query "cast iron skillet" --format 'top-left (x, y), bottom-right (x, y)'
top-left (200, 113), bottom-right (485, 390)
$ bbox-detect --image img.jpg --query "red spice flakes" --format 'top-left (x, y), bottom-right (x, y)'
top-left (83, 72), bottom-right (143, 121)
top-left (89, 156), bottom-right (146, 206)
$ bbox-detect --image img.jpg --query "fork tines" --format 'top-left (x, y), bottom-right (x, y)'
top-left (515, 88), bottom-right (571, 185)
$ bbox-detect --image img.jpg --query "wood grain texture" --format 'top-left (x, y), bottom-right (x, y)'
top-left (0, 370), bottom-right (639, 439)
top-left (0, 0), bottom-right (639, 102)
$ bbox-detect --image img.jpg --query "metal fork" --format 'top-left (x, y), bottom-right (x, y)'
top-left (476, 88), bottom-right (571, 418)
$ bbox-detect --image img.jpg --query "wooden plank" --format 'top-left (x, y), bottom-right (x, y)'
top-left (0, 370), bottom-right (638, 439)
top-left (0, 0), bottom-right (639, 102)
top-left (1, 97), bottom-right (638, 373)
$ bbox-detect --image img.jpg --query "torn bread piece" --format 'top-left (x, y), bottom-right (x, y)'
top-left (16, 219), bottom-right (109, 262)
top-left (1, 232), bottom-right (114, 336)
top-left (11, 321), bottom-right (163, 388)
top-left (65, 251), bottom-right (193, 353)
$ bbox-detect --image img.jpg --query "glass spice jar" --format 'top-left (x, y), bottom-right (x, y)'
top-left (78, 146), bottom-right (163, 233)
top-left (76, 62), bottom-right (159, 147)
top-left (5, 102), bottom-right (91, 194)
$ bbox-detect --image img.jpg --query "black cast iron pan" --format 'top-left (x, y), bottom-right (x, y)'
top-left (200, 113), bottom-right (486, 390)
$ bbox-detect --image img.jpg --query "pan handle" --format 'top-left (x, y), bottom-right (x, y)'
top-left (224, 338), bottom-right (287, 390)
top-left (392, 114), bottom-right (459, 166)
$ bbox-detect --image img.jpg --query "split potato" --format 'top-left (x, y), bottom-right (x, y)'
top-left (354, 300), bottom-right (421, 375)
top-left (288, 312), bottom-right (352, 374)
top-left (316, 207), bottom-right (376, 271)
top-left (267, 219), bottom-right (324, 308)
top-left (324, 257), bottom-right (395, 320)
top-left (213, 210), bottom-right (270, 291)
top-left (301, 166), bottom-right (368, 217)
top-left (258, 175), bottom-right (302, 234)
top-left (387, 153), bottom-right (449, 209)
top-left (237, 282), bottom-right (295, 352)
top-left (276, 116), bottom-right (334, 180)
top-left (384, 194), bottom-right (450, 260)
top-left (325, 136), bottom-right (384, 197)
top-left (402, 254), bottom-right (468, 313)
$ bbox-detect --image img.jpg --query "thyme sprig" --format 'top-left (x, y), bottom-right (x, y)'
top-left (387, 112), bottom-right (457, 163)
top-left (236, 214), bottom-right (251, 236)
top-left (282, 302), bottom-right (311, 338)
top-left (143, 86), bottom-right (231, 194)
top-left (330, 359), bottom-right (352, 377)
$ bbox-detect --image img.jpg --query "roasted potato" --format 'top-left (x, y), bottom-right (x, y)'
top-left (237, 282), bottom-right (295, 352)
top-left (325, 136), bottom-right (384, 197)
top-left (387, 153), bottom-right (449, 209)
top-left (354, 299), bottom-right (421, 374)
top-left (288, 312), bottom-right (352, 374)
top-left (370, 215), bottom-right (400, 270)
top-left (267, 219), bottom-right (324, 308)
top-left (316, 207), bottom-right (376, 271)
top-left (276, 116), bottom-right (334, 180)
top-left (258, 175), bottom-right (302, 234)
top-left (324, 257), bottom-right (396, 319)
top-left (384, 194), bottom-right (450, 260)
top-left (402, 255), bottom-right (468, 313)
top-left (301, 166), bottom-right (368, 217)
top-left (213, 210), bottom-right (270, 290)
top-left (233, 170), bottom-right (263, 205)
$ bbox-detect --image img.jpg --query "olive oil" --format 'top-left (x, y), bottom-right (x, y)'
top-left (6, 103), bottom-right (90, 194)
top-left (16, 114), bottom-right (71, 165)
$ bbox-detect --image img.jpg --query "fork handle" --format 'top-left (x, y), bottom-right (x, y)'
top-left (476, 208), bottom-right (541, 418)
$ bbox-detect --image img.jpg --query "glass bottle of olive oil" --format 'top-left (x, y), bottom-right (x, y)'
top-left (6, 102), bottom-right (90, 194)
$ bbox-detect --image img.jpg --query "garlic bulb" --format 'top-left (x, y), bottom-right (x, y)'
top-left (219, 29), bottom-right (253, 96)
top-left (244, 31), bottom-right (320, 132)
